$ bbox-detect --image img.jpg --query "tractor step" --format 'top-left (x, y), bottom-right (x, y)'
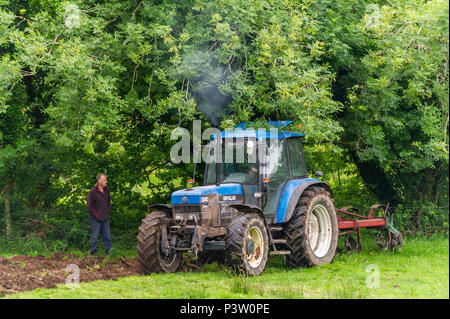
top-left (269, 226), bottom-right (283, 232)
top-left (270, 250), bottom-right (291, 255)
top-left (271, 239), bottom-right (288, 244)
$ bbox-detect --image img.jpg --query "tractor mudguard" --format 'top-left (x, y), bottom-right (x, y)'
top-left (229, 203), bottom-right (269, 229)
top-left (230, 203), bottom-right (264, 215)
top-left (149, 204), bottom-right (172, 213)
top-left (230, 204), bottom-right (268, 223)
top-left (276, 180), bottom-right (333, 223)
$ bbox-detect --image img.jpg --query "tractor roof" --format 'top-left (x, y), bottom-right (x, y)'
top-left (213, 120), bottom-right (305, 140)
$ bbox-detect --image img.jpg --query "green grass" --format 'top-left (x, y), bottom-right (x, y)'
top-left (3, 234), bottom-right (449, 299)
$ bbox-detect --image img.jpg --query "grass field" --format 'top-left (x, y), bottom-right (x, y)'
top-left (3, 234), bottom-right (449, 299)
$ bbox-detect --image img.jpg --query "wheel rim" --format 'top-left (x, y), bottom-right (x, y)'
top-left (246, 226), bottom-right (264, 268)
top-left (308, 204), bottom-right (332, 258)
top-left (159, 250), bottom-right (178, 267)
top-left (157, 230), bottom-right (179, 267)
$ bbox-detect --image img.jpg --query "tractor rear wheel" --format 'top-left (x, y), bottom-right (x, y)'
top-left (284, 186), bottom-right (338, 267)
top-left (137, 211), bottom-right (182, 274)
top-left (225, 213), bottom-right (269, 276)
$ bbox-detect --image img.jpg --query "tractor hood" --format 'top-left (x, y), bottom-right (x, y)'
top-left (171, 184), bottom-right (243, 205)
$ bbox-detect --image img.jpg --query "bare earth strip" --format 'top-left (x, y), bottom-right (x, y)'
top-left (0, 253), bottom-right (141, 296)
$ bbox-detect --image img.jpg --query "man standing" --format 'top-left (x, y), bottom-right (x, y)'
top-left (86, 173), bottom-right (112, 255)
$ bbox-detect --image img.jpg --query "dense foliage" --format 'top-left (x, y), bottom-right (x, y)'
top-left (0, 0), bottom-right (448, 248)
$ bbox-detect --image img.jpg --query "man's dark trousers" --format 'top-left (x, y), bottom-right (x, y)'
top-left (89, 215), bottom-right (112, 253)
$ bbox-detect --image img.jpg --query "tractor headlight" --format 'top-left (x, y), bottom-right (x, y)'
top-left (175, 213), bottom-right (198, 221)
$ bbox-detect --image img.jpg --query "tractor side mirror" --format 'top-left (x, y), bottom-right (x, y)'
top-left (315, 171), bottom-right (323, 177)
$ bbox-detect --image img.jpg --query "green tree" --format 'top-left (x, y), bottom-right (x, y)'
top-left (0, 0), bottom-right (448, 241)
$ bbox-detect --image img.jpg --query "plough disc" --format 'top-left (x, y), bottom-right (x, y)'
top-left (390, 231), bottom-right (404, 251)
top-left (375, 228), bottom-right (390, 251)
top-left (375, 228), bottom-right (403, 251)
top-left (344, 234), bottom-right (361, 252)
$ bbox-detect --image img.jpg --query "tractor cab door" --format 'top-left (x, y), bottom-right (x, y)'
top-left (261, 139), bottom-right (290, 217)
top-left (223, 138), bottom-right (259, 207)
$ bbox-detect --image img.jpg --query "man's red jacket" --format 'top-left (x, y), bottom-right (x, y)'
top-left (87, 185), bottom-right (111, 222)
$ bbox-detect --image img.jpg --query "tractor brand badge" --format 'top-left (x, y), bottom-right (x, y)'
top-left (182, 196), bottom-right (188, 203)
top-left (201, 196), bottom-right (208, 203)
top-left (223, 195), bottom-right (236, 201)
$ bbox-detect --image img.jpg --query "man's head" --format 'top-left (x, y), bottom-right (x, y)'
top-left (96, 173), bottom-right (107, 188)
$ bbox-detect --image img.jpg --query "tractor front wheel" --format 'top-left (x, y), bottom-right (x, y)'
top-left (225, 213), bottom-right (269, 276)
top-left (137, 211), bottom-right (182, 274)
top-left (284, 186), bottom-right (338, 267)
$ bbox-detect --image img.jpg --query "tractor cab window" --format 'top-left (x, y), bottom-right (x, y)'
top-left (261, 139), bottom-right (289, 215)
top-left (287, 138), bottom-right (307, 177)
top-left (205, 138), bottom-right (258, 185)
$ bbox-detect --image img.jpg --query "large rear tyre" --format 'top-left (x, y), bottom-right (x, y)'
top-left (284, 186), bottom-right (338, 267)
top-left (225, 213), bottom-right (269, 276)
top-left (137, 211), bottom-right (182, 274)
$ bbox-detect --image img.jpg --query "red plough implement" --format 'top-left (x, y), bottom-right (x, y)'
top-left (336, 204), bottom-right (403, 252)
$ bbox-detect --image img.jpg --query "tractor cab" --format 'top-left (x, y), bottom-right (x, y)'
top-left (201, 121), bottom-right (309, 221)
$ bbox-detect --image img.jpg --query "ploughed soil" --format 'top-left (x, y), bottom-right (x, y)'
top-left (0, 253), bottom-right (203, 297)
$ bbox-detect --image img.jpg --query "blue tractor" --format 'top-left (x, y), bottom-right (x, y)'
top-left (137, 121), bottom-right (338, 276)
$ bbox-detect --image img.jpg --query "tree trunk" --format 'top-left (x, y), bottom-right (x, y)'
top-left (337, 161), bottom-right (342, 187)
top-left (3, 186), bottom-right (11, 237)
